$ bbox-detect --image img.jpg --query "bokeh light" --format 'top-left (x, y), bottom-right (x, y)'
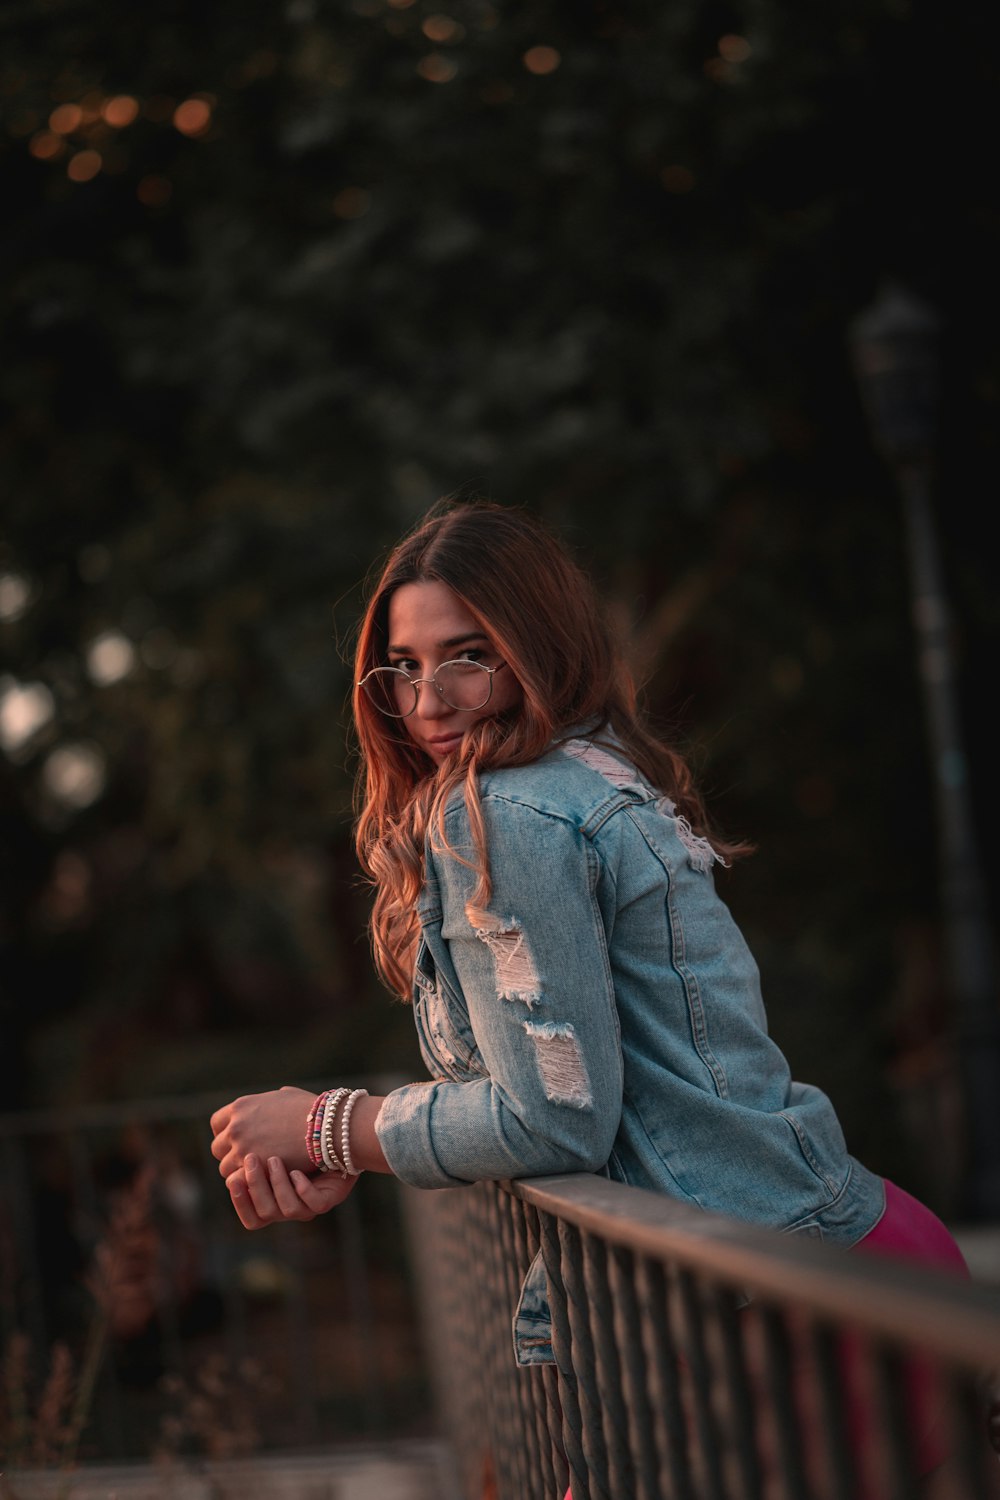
top-left (523, 46), bottom-right (561, 75)
top-left (173, 98), bottom-right (212, 136)
top-left (49, 102), bottom-right (82, 134)
top-left (422, 15), bottom-right (464, 43)
top-left (0, 573), bottom-right (31, 622)
top-left (67, 149), bottom-right (102, 182)
top-left (86, 631), bottom-right (137, 686)
top-left (0, 679), bottom-right (55, 755)
top-left (102, 94), bottom-right (140, 127)
top-left (29, 131), bottom-right (64, 161)
top-left (417, 54), bottom-right (458, 83)
top-left (42, 743), bottom-right (106, 809)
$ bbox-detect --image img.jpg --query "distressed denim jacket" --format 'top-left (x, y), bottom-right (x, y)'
top-left (375, 734), bottom-right (885, 1364)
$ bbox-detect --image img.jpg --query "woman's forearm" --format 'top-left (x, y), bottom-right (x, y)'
top-left (350, 1093), bottom-right (391, 1173)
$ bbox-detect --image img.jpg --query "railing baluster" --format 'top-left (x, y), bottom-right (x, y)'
top-left (757, 1302), bottom-right (809, 1499)
top-left (581, 1230), bottom-right (632, 1496)
top-left (809, 1319), bottom-right (857, 1500)
top-left (949, 1369), bottom-right (994, 1497)
top-left (517, 1192), bottom-right (569, 1498)
top-left (635, 1255), bottom-right (694, 1500)
top-left (485, 1184), bottom-right (532, 1500)
top-left (429, 1186), bottom-right (481, 1500)
top-left (541, 1211), bottom-right (588, 1500)
top-left (675, 1266), bottom-right (727, 1499)
top-left (468, 1185), bottom-right (502, 1499)
top-left (560, 1220), bottom-right (612, 1500)
top-left (871, 1340), bottom-right (922, 1499)
top-left (497, 1187), bottom-right (547, 1500)
top-left (510, 1192), bottom-right (559, 1500)
top-left (707, 1284), bottom-right (763, 1500)
top-left (607, 1243), bottom-right (659, 1500)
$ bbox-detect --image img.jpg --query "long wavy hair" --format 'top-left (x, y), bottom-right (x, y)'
top-left (353, 501), bottom-right (740, 998)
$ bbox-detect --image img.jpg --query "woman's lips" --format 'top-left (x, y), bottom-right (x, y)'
top-left (426, 733), bottom-right (464, 756)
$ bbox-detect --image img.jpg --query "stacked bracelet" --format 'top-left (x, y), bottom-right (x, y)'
top-left (340, 1088), bottom-right (368, 1178)
top-left (305, 1090), bottom-right (329, 1171)
top-left (320, 1087), bottom-right (349, 1176)
top-left (304, 1086), bottom-right (368, 1177)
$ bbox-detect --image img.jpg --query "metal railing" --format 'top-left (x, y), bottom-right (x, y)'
top-left (0, 1087), bottom-right (429, 1465)
top-left (404, 1174), bottom-right (1000, 1500)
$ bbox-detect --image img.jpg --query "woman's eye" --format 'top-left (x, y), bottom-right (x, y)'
top-left (456, 648), bottom-right (485, 663)
top-left (390, 659), bottom-right (418, 675)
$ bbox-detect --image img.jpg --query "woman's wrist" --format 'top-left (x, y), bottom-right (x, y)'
top-left (304, 1089), bottom-right (390, 1176)
top-left (348, 1093), bottom-right (391, 1174)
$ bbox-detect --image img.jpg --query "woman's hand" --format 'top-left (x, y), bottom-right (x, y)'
top-left (209, 1086), bottom-right (316, 1179)
top-left (228, 1155), bottom-right (358, 1231)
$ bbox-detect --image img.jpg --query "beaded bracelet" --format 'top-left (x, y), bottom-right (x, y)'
top-left (340, 1088), bottom-right (368, 1178)
top-left (305, 1089), bottom-right (330, 1171)
top-left (320, 1087), bottom-right (349, 1176)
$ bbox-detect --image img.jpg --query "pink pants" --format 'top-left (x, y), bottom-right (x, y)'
top-left (838, 1177), bottom-right (969, 1487)
top-left (560, 1179), bottom-right (969, 1500)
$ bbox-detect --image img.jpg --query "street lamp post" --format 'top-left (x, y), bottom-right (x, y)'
top-left (850, 284), bottom-right (1000, 1220)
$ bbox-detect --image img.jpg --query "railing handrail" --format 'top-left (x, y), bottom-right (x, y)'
top-left (512, 1174), bottom-right (1000, 1370)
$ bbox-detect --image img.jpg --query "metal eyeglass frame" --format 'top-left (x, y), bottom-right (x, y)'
top-left (358, 660), bottom-right (508, 718)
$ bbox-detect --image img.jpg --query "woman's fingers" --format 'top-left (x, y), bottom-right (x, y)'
top-left (227, 1170), bottom-right (266, 1231)
top-left (212, 1136), bottom-right (241, 1180)
top-left (209, 1101), bottom-right (236, 1175)
top-left (226, 1154), bottom-right (359, 1230)
top-left (231, 1156), bottom-right (321, 1228)
top-left (266, 1157), bottom-right (317, 1220)
top-left (291, 1168), bottom-right (357, 1214)
top-left (242, 1153), bottom-right (288, 1221)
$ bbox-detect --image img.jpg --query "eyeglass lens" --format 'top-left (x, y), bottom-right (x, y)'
top-left (363, 661), bottom-right (492, 716)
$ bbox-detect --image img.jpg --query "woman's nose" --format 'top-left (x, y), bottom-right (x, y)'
top-left (413, 678), bottom-right (450, 719)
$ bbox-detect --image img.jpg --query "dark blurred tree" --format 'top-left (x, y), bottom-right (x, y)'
top-left (1, 0), bottom-right (996, 1206)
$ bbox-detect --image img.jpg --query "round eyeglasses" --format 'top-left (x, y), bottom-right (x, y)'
top-left (358, 659), bottom-right (507, 718)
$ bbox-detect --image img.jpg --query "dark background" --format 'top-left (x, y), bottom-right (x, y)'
top-left (2, 0), bottom-right (998, 1220)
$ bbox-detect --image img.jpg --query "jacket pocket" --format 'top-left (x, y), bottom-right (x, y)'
top-left (413, 936), bottom-right (482, 1079)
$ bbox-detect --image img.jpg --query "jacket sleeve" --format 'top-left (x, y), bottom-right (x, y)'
top-left (375, 795), bottom-right (624, 1188)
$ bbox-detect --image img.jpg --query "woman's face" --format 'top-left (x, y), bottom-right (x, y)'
top-left (385, 580), bottom-right (523, 763)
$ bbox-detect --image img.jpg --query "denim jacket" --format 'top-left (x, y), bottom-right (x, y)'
top-left (375, 734), bottom-right (885, 1363)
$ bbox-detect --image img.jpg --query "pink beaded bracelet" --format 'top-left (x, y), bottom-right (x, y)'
top-left (305, 1089), bottom-right (330, 1171)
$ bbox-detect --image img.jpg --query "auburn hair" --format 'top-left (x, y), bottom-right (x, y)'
top-left (353, 500), bottom-right (741, 998)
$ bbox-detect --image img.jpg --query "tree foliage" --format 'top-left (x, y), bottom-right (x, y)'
top-left (1, 0), bottom-right (996, 1202)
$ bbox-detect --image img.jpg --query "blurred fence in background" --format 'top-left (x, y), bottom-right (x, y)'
top-left (0, 1085), bottom-right (430, 1467)
top-left (406, 1175), bottom-right (1000, 1500)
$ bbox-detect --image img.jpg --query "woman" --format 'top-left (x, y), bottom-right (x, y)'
top-left (210, 500), bottom-right (977, 1481)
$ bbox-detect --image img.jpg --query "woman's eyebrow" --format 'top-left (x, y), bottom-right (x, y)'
top-left (387, 632), bottom-right (490, 654)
